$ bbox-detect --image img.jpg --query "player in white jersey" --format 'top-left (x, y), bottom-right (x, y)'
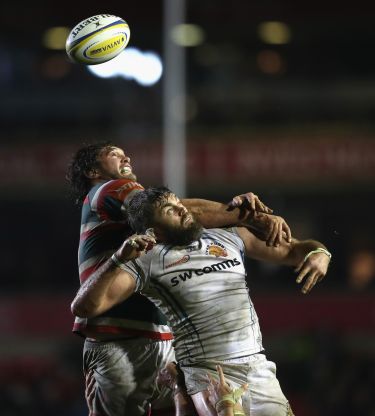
top-left (71, 186), bottom-right (331, 416)
top-left (125, 226), bottom-right (263, 365)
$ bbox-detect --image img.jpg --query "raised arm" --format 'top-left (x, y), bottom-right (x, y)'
top-left (181, 198), bottom-right (251, 227)
top-left (182, 193), bottom-right (291, 246)
top-left (71, 234), bottom-right (155, 318)
top-left (236, 227), bottom-right (331, 294)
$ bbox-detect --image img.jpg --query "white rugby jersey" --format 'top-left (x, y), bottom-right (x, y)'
top-left (123, 227), bottom-right (263, 365)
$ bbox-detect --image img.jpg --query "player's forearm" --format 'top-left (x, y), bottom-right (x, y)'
top-left (288, 239), bottom-right (329, 266)
top-left (71, 260), bottom-right (129, 318)
top-left (181, 198), bottom-right (250, 228)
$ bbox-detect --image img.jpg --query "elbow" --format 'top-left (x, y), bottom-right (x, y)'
top-left (70, 299), bottom-right (86, 318)
top-left (71, 299), bottom-right (97, 319)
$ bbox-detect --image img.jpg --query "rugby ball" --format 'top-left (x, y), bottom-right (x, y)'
top-left (66, 14), bottom-right (130, 65)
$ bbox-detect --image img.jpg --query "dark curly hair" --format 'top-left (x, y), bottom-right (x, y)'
top-left (66, 141), bottom-right (115, 206)
top-left (125, 186), bottom-right (173, 233)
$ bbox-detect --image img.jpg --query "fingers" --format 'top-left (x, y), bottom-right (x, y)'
top-left (265, 222), bottom-right (275, 246)
top-left (206, 372), bottom-right (216, 386)
top-left (266, 220), bottom-right (281, 247)
top-left (255, 199), bottom-right (273, 214)
top-left (301, 271), bottom-right (321, 294)
top-left (216, 365), bottom-right (226, 386)
top-left (267, 219), bottom-right (287, 247)
top-left (295, 264), bottom-right (323, 294)
top-left (248, 193), bottom-right (272, 213)
top-left (282, 221), bottom-right (292, 243)
top-left (260, 216), bottom-right (292, 247)
top-left (229, 195), bottom-right (245, 208)
top-left (125, 234), bottom-right (156, 252)
top-left (229, 193), bottom-right (273, 214)
top-left (145, 228), bottom-right (156, 238)
top-left (295, 264), bottom-right (310, 285)
top-left (278, 222), bottom-right (284, 245)
top-left (295, 252), bottom-right (330, 293)
top-left (268, 219), bottom-right (291, 246)
top-left (118, 233), bottom-right (157, 260)
top-left (206, 376), bottom-right (214, 394)
top-left (244, 193), bottom-right (256, 212)
top-left (208, 366), bottom-right (231, 388)
top-left (294, 258), bottom-right (305, 273)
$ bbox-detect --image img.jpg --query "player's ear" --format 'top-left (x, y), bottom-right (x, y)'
top-left (85, 169), bottom-right (100, 179)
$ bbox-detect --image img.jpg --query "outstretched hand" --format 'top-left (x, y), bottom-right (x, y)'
top-left (295, 251), bottom-right (331, 294)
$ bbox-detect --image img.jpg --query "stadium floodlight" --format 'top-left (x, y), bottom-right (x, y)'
top-left (87, 47), bottom-right (163, 86)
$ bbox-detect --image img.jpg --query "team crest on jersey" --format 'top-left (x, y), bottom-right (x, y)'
top-left (206, 241), bottom-right (228, 257)
top-left (165, 254), bottom-right (190, 269)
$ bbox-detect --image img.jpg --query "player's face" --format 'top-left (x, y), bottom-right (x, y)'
top-left (96, 146), bottom-right (137, 181)
top-left (153, 194), bottom-right (202, 245)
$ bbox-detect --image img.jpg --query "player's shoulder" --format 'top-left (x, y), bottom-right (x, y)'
top-left (202, 227), bottom-right (238, 238)
top-left (89, 179), bottom-right (144, 215)
top-left (94, 179), bottom-right (144, 200)
top-left (103, 178), bottom-right (144, 192)
top-left (202, 227), bottom-right (243, 246)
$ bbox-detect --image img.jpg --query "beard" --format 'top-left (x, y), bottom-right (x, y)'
top-left (124, 172), bottom-right (137, 181)
top-left (161, 216), bottom-right (203, 246)
top-left (119, 169), bottom-right (137, 181)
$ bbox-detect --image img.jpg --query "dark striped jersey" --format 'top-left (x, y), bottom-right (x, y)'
top-left (72, 179), bottom-right (173, 340)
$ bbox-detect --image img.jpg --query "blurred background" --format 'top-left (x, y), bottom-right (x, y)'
top-left (1, 1), bottom-right (374, 415)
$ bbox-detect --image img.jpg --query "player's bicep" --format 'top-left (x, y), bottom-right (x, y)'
top-left (90, 271), bottom-right (137, 317)
top-left (236, 226), bottom-right (293, 264)
top-left (106, 271), bottom-right (137, 305)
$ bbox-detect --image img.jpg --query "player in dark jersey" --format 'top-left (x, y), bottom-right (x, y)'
top-left (66, 142), bottom-right (292, 416)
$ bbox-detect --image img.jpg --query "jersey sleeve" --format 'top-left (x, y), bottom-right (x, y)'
top-left (232, 227), bottom-right (247, 251)
top-left (216, 226), bottom-right (246, 252)
top-left (120, 250), bottom-right (153, 292)
top-left (95, 179), bottom-right (144, 221)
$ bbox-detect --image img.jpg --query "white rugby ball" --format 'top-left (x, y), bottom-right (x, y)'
top-left (66, 14), bottom-right (130, 65)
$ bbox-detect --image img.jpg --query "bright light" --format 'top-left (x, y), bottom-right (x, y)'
top-left (87, 47), bottom-right (163, 86)
top-left (87, 60), bottom-right (119, 78)
top-left (43, 27), bottom-right (71, 50)
top-left (257, 21), bottom-right (291, 45)
top-left (170, 24), bottom-right (205, 47)
top-left (136, 52), bottom-right (163, 86)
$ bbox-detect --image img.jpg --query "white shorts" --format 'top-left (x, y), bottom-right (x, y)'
top-left (83, 338), bottom-right (175, 416)
top-left (180, 353), bottom-right (293, 416)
